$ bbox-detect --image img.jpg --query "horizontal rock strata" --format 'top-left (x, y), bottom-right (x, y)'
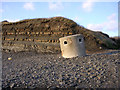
top-left (1, 17), bottom-right (117, 53)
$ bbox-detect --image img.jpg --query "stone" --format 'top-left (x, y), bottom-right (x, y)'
top-left (8, 57), bottom-right (12, 60)
top-left (10, 83), bottom-right (15, 88)
top-left (97, 76), bottom-right (101, 80)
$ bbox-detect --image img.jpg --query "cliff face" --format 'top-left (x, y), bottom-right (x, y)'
top-left (1, 17), bottom-right (117, 53)
top-left (110, 37), bottom-right (120, 49)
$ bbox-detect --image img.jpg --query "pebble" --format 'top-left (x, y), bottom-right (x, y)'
top-left (2, 50), bottom-right (120, 88)
top-left (8, 57), bottom-right (12, 60)
top-left (10, 83), bottom-right (15, 88)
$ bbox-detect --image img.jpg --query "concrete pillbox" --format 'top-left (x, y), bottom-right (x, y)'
top-left (59, 34), bottom-right (86, 58)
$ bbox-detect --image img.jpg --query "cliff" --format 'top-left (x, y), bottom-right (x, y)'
top-left (1, 17), bottom-right (117, 53)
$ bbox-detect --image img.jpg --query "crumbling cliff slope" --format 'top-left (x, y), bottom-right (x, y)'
top-left (1, 17), bottom-right (117, 53)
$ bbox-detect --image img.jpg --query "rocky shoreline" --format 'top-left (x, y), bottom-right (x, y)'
top-left (2, 50), bottom-right (120, 89)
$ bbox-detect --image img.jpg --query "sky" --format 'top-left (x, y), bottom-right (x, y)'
top-left (0, 0), bottom-right (119, 37)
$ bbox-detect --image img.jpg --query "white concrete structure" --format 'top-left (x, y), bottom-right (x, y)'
top-left (59, 34), bottom-right (86, 58)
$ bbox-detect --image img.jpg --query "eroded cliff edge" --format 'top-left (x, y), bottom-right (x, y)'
top-left (1, 17), bottom-right (117, 53)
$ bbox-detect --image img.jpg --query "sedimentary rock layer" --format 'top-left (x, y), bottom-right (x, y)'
top-left (1, 17), bottom-right (117, 53)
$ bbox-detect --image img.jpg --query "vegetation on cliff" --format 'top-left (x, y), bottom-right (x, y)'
top-left (1, 17), bottom-right (118, 53)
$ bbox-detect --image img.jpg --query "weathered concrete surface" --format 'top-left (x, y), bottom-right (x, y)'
top-left (59, 34), bottom-right (86, 58)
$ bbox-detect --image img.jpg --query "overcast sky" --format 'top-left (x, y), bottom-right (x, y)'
top-left (1, 0), bottom-right (119, 37)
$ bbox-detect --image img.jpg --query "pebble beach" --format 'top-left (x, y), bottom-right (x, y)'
top-left (2, 50), bottom-right (120, 89)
